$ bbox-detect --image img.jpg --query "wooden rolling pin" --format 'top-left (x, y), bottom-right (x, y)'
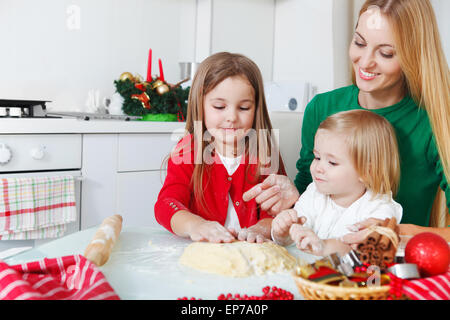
top-left (84, 214), bottom-right (123, 266)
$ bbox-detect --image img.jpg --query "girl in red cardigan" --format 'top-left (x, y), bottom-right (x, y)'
top-left (154, 52), bottom-right (285, 243)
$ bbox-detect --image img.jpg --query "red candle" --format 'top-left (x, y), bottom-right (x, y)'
top-left (146, 49), bottom-right (152, 82)
top-left (158, 58), bottom-right (165, 82)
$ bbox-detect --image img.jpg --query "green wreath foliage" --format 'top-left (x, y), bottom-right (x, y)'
top-left (114, 78), bottom-right (190, 118)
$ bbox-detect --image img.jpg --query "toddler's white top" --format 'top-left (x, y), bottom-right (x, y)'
top-left (293, 182), bottom-right (403, 239)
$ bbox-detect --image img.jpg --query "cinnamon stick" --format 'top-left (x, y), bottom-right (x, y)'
top-left (357, 243), bottom-right (374, 265)
top-left (381, 245), bottom-right (396, 268)
top-left (365, 244), bottom-right (375, 253)
top-left (357, 242), bottom-right (367, 251)
top-left (366, 218), bottom-right (389, 245)
top-left (370, 249), bottom-right (382, 266)
top-left (378, 218), bottom-right (398, 250)
top-left (359, 251), bottom-right (371, 264)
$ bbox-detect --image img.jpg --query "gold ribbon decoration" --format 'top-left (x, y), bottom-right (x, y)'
top-left (131, 92), bottom-right (151, 109)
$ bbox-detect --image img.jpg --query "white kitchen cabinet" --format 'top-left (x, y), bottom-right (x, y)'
top-left (81, 132), bottom-right (181, 229)
top-left (117, 133), bottom-right (176, 172)
top-left (116, 171), bottom-right (166, 228)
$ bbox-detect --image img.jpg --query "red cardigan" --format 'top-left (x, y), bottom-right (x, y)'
top-left (154, 136), bottom-right (279, 233)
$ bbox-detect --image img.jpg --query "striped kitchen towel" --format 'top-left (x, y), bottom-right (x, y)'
top-left (0, 254), bottom-right (120, 300)
top-left (0, 175), bottom-right (77, 240)
top-left (389, 269), bottom-right (450, 300)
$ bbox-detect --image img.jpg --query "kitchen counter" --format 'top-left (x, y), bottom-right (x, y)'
top-left (0, 118), bottom-right (185, 134)
top-left (3, 226), bottom-right (317, 300)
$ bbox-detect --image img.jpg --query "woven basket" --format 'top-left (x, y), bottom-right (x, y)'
top-left (293, 274), bottom-right (390, 300)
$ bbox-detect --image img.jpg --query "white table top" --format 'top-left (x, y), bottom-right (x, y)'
top-left (4, 226), bottom-right (317, 300)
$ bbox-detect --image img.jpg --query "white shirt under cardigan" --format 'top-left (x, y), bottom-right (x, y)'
top-left (217, 152), bottom-right (242, 232)
top-left (291, 182), bottom-right (403, 240)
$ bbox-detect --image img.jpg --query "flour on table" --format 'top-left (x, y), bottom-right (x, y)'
top-left (179, 241), bottom-right (297, 277)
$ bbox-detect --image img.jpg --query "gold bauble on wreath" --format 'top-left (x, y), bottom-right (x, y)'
top-left (152, 79), bottom-right (170, 95)
top-left (134, 74), bottom-right (144, 83)
top-left (119, 72), bottom-right (135, 82)
top-left (156, 84), bottom-right (170, 95)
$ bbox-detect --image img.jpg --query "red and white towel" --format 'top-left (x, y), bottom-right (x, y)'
top-left (390, 270), bottom-right (450, 300)
top-left (0, 254), bottom-right (120, 300)
top-left (0, 175), bottom-right (77, 240)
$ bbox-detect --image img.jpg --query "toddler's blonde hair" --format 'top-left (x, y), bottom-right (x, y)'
top-left (318, 109), bottom-right (400, 197)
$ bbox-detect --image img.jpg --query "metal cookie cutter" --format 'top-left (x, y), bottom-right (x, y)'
top-left (387, 263), bottom-right (420, 279)
top-left (327, 250), bottom-right (363, 277)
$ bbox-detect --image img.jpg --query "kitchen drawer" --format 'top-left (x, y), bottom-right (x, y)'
top-left (116, 170), bottom-right (166, 227)
top-left (117, 133), bottom-right (181, 172)
top-left (0, 134), bottom-right (82, 172)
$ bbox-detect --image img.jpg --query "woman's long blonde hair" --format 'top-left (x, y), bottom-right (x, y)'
top-left (354, 0), bottom-right (450, 182)
top-left (319, 110), bottom-right (400, 197)
top-left (176, 52), bottom-right (285, 216)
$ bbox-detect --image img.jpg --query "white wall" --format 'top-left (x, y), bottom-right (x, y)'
top-left (0, 0), bottom-right (183, 111)
top-left (178, 0), bottom-right (197, 64)
top-left (431, 0), bottom-right (450, 63)
top-left (1, 0), bottom-right (446, 113)
top-left (272, 0), bottom-right (353, 94)
top-left (210, 0), bottom-right (275, 81)
top-left (333, 0), bottom-right (353, 88)
top-left (0, 0), bottom-right (275, 111)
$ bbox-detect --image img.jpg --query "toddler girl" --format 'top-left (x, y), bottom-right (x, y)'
top-left (155, 52), bottom-right (285, 243)
top-left (272, 109), bottom-right (402, 255)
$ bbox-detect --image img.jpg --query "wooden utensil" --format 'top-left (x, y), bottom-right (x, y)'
top-left (84, 214), bottom-right (123, 266)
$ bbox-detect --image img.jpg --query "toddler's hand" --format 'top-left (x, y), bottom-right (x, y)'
top-left (190, 220), bottom-right (235, 243)
top-left (289, 224), bottom-right (324, 256)
top-left (272, 210), bottom-right (305, 243)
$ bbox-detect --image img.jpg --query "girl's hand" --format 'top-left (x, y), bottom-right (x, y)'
top-left (289, 224), bottom-right (324, 256)
top-left (234, 218), bottom-right (273, 243)
top-left (243, 174), bottom-right (300, 216)
top-left (235, 227), bottom-right (266, 243)
top-left (189, 220), bottom-right (236, 243)
top-left (272, 210), bottom-right (305, 244)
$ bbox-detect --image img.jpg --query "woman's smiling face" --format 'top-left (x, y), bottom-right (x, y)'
top-left (349, 9), bottom-right (405, 97)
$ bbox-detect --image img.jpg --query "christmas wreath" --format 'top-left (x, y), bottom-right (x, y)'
top-left (114, 72), bottom-right (190, 122)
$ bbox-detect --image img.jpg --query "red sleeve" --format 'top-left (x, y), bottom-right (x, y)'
top-left (259, 208), bottom-right (273, 221)
top-left (154, 138), bottom-right (194, 233)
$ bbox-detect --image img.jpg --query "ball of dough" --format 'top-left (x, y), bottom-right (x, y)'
top-left (179, 241), bottom-right (297, 277)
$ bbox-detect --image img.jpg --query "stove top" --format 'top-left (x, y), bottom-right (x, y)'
top-left (0, 99), bottom-right (139, 121)
top-left (0, 99), bottom-right (52, 118)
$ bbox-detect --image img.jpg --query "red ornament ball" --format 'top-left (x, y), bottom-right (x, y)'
top-left (404, 232), bottom-right (450, 277)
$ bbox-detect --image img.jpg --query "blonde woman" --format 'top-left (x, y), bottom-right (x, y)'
top-left (272, 110), bottom-right (403, 256)
top-left (244, 0), bottom-right (450, 240)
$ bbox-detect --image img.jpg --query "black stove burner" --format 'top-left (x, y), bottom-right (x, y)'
top-left (0, 99), bottom-right (54, 118)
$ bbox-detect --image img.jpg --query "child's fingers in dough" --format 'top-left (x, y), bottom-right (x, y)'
top-left (237, 228), bottom-right (249, 242)
top-left (256, 234), bottom-right (265, 243)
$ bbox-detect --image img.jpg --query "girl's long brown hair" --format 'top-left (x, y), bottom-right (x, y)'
top-left (176, 52), bottom-right (285, 217)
